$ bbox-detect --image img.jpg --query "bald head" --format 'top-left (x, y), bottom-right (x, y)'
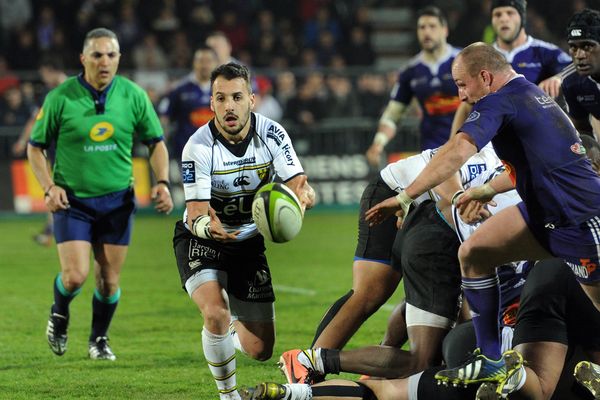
top-left (456, 42), bottom-right (511, 77)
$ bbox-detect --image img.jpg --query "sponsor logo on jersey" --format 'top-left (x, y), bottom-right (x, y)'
top-left (233, 175), bottom-right (250, 187)
top-left (467, 163), bottom-right (487, 181)
top-left (89, 122), bottom-right (115, 142)
top-left (181, 161), bottom-right (196, 183)
top-left (534, 95), bottom-right (554, 107)
top-left (516, 62), bottom-right (542, 69)
top-left (465, 111), bottom-right (480, 123)
top-left (223, 157), bottom-right (256, 167)
top-left (212, 179), bottom-right (229, 190)
top-left (246, 269), bottom-right (273, 300)
top-left (282, 143), bottom-right (295, 166)
top-left (576, 94), bottom-right (596, 103)
top-left (423, 93), bottom-right (461, 116)
top-left (267, 124), bottom-right (285, 145)
top-left (571, 142), bottom-right (587, 155)
top-left (36, 107), bottom-right (44, 121)
top-left (565, 258), bottom-right (597, 279)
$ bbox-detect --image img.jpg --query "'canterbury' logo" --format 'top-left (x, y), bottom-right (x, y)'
top-left (571, 28), bottom-right (582, 36)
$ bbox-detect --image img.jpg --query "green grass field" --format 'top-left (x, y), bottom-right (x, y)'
top-left (0, 211), bottom-right (404, 399)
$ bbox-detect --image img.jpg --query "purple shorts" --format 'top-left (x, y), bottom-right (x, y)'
top-left (518, 202), bottom-right (600, 283)
top-left (53, 187), bottom-right (136, 245)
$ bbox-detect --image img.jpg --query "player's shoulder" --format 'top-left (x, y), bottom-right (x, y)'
top-left (112, 75), bottom-right (148, 97)
top-left (253, 112), bottom-right (288, 141)
top-left (561, 63), bottom-right (584, 87)
top-left (528, 36), bottom-right (561, 51)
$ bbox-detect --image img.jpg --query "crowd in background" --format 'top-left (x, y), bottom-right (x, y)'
top-left (0, 0), bottom-right (597, 136)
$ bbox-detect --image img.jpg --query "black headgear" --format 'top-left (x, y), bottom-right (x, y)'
top-left (567, 8), bottom-right (600, 43)
top-left (491, 0), bottom-right (527, 31)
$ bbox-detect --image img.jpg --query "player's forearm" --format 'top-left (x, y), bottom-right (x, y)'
top-left (148, 140), bottom-right (170, 182)
top-left (450, 102), bottom-right (472, 137)
top-left (26, 144), bottom-right (54, 191)
top-left (373, 101), bottom-right (406, 146)
top-left (405, 133), bottom-right (476, 200)
top-left (488, 170), bottom-right (515, 194)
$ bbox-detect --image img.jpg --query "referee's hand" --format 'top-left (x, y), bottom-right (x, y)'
top-left (152, 184), bottom-right (173, 214)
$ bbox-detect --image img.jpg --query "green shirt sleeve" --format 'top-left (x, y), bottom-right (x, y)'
top-left (132, 85), bottom-right (163, 143)
top-left (30, 89), bottom-right (62, 147)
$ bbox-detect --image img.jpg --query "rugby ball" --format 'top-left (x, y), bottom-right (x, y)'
top-left (252, 183), bottom-right (303, 243)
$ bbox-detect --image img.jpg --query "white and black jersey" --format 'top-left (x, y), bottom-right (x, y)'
top-left (379, 143), bottom-right (502, 205)
top-left (181, 113), bottom-right (305, 241)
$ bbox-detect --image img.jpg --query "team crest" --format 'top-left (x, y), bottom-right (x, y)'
top-left (465, 111), bottom-right (480, 123)
top-left (257, 168), bottom-right (270, 183)
top-left (89, 122), bottom-right (114, 142)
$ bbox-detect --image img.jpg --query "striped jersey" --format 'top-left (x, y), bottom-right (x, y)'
top-left (181, 112), bottom-right (305, 241)
top-left (561, 63), bottom-right (600, 120)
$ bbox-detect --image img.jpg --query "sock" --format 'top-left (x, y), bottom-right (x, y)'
top-left (51, 273), bottom-right (81, 317)
top-left (311, 290), bottom-right (354, 347)
top-left (321, 348), bottom-right (341, 374)
top-left (229, 323), bottom-right (247, 355)
top-left (202, 327), bottom-right (240, 399)
top-left (90, 288), bottom-right (120, 341)
top-left (462, 275), bottom-right (501, 359)
top-left (283, 383), bottom-right (312, 400)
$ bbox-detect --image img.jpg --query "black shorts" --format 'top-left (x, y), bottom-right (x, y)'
top-left (393, 201), bottom-right (461, 320)
top-left (354, 177), bottom-right (399, 264)
top-left (172, 220), bottom-right (275, 303)
top-left (513, 258), bottom-right (600, 350)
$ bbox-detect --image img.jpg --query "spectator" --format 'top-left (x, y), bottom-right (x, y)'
top-left (8, 29), bottom-right (38, 70)
top-left (356, 72), bottom-right (388, 118)
top-left (254, 75), bottom-right (283, 120)
top-left (325, 73), bottom-right (361, 118)
top-left (274, 70), bottom-right (297, 111)
top-left (216, 10), bottom-right (248, 53)
top-left (0, 86), bottom-right (35, 126)
top-left (343, 26), bottom-right (376, 66)
top-left (284, 78), bottom-right (325, 127)
top-left (0, 55), bottom-right (20, 96)
top-left (132, 33), bottom-right (168, 70)
top-left (303, 5), bottom-right (342, 48)
top-left (36, 6), bottom-right (56, 51)
top-left (167, 30), bottom-right (193, 70)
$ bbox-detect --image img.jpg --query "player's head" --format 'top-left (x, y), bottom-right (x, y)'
top-left (491, 0), bottom-right (527, 45)
top-left (38, 57), bottom-right (64, 86)
top-left (567, 9), bottom-right (600, 77)
top-left (206, 31), bottom-right (232, 65)
top-left (416, 6), bottom-right (448, 53)
top-left (210, 62), bottom-right (255, 137)
top-left (80, 27), bottom-right (120, 91)
top-left (192, 45), bottom-right (218, 82)
top-left (453, 42), bottom-right (511, 104)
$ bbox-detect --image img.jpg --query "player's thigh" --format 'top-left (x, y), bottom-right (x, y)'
top-left (459, 205), bottom-right (551, 268)
top-left (352, 260), bottom-right (401, 301)
top-left (359, 377), bottom-right (408, 400)
top-left (579, 281), bottom-right (600, 311)
top-left (406, 325), bottom-right (448, 367)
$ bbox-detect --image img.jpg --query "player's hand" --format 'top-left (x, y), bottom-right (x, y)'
top-left (538, 76), bottom-right (562, 98)
top-left (457, 199), bottom-right (492, 224)
top-left (366, 143), bottom-right (383, 167)
top-left (208, 207), bottom-right (240, 241)
top-left (12, 139), bottom-right (27, 157)
top-left (365, 192), bottom-right (413, 226)
top-left (152, 183), bottom-right (174, 214)
top-left (45, 185), bottom-right (69, 212)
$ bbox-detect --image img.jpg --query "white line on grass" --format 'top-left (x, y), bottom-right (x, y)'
top-left (273, 284), bottom-right (397, 311)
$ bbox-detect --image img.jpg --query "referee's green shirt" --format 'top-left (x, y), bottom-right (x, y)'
top-left (30, 75), bottom-right (164, 197)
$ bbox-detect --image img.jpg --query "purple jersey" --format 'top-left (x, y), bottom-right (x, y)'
top-left (461, 76), bottom-right (600, 227)
top-left (494, 36), bottom-right (571, 84)
top-left (561, 64), bottom-right (600, 120)
top-left (391, 45), bottom-right (461, 150)
top-left (158, 74), bottom-right (213, 160)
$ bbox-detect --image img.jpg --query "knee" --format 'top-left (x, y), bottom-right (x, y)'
top-left (351, 290), bottom-right (387, 316)
top-left (458, 241), bottom-right (484, 276)
top-left (244, 339), bottom-right (274, 361)
top-left (61, 271), bottom-right (87, 290)
top-left (201, 305), bottom-right (231, 334)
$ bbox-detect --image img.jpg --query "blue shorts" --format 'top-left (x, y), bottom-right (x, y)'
top-left (518, 202), bottom-right (600, 283)
top-left (53, 188), bottom-right (136, 245)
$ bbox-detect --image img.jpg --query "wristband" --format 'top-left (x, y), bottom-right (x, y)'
top-left (157, 180), bottom-right (171, 189)
top-left (191, 215), bottom-right (213, 239)
top-left (44, 184), bottom-right (55, 197)
top-left (395, 190), bottom-right (414, 216)
top-left (451, 190), bottom-right (465, 206)
top-left (373, 132), bottom-right (389, 147)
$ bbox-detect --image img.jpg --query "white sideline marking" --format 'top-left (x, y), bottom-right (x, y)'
top-left (274, 284), bottom-right (398, 312)
top-left (273, 284), bottom-right (317, 296)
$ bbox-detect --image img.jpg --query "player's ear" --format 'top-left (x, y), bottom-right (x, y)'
top-left (210, 97), bottom-right (215, 112)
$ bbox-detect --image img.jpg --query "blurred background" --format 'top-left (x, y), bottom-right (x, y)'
top-left (0, 0), bottom-right (597, 212)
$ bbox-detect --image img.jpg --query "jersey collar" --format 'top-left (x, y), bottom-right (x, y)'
top-left (77, 73), bottom-right (115, 115)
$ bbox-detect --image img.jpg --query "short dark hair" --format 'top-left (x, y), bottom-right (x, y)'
top-left (458, 42), bottom-right (511, 76)
top-left (416, 6), bottom-right (448, 27)
top-left (194, 44), bottom-right (218, 58)
top-left (38, 55), bottom-right (64, 71)
top-left (567, 9), bottom-right (600, 43)
top-left (210, 62), bottom-right (252, 93)
top-left (83, 28), bottom-right (119, 50)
